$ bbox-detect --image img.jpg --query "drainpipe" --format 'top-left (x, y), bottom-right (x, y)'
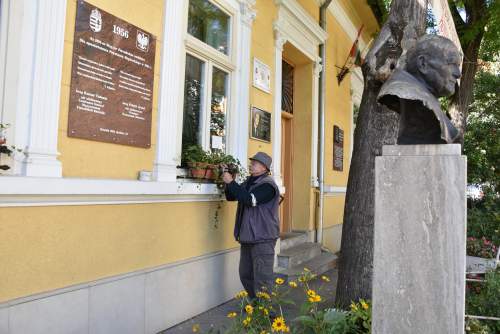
top-left (316, 0), bottom-right (332, 245)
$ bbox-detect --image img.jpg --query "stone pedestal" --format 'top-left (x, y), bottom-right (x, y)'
top-left (373, 145), bottom-right (466, 334)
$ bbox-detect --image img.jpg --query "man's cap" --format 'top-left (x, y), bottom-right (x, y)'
top-left (249, 152), bottom-right (272, 171)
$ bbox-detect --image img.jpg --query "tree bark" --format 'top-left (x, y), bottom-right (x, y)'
top-left (335, 0), bottom-right (428, 308)
top-left (448, 0), bottom-right (487, 143)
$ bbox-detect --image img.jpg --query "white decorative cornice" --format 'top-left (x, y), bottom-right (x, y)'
top-left (274, 0), bottom-right (328, 60)
top-left (273, 26), bottom-right (288, 50)
top-left (238, 0), bottom-right (256, 26)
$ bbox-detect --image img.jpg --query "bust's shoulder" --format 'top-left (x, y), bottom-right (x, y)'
top-left (378, 69), bottom-right (440, 114)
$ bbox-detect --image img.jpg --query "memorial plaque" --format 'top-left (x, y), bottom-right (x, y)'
top-left (68, 1), bottom-right (156, 148)
top-left (250, 107), bottom-right (271, 143)
top-left (333, 125), bottom-right (344, 171)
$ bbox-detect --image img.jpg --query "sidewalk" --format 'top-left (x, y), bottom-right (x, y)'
top-left (160, 269), bottom-right (339, 334)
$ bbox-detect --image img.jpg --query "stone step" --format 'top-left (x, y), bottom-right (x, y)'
top-left (274, 252), bottom-right (338, 281)
top-left (277, 242), bottom-right (321, 269)
top-left (279, 232), bottom-right (309, 251)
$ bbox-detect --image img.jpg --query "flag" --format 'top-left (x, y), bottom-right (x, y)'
top-left (348, 25), bottom-right (364, 67)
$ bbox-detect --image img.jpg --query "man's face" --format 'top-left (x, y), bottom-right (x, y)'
top-left (254, 114), bottom-right (260, 126)
top-left (249, 160), bottom-right (267, 176)
top-left (418, 49), bottom-right (462, 97)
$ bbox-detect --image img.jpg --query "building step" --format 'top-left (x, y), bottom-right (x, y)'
top-left (279, 232), bottom-right (309, 251)
top-left (277, 242), bottom-right (321, 269)
top-left (275, 252), bottom-right (338, 281)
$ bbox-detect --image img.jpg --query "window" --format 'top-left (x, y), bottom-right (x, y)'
top-left (187, 0), bottom-right (230, 55)
top-left (182, 0), bottom-right (233, 155)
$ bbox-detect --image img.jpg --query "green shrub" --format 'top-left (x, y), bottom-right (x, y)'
top-left (466, 269), bottom-right (500, 333)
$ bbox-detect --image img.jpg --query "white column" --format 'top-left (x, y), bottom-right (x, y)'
top-left (153, 0), bottom-right (188, 182)
top-left (22, 0), bottom-right (67, 177)
top-left (271, 29), bottom-right (287, 191)
top-left (310, 60), bottom-right (321, 187)
top-left (230, 0), bottom-right (256, 169)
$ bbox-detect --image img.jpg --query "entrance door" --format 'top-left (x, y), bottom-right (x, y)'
top-left (279, 59), bottom-right (294, 233)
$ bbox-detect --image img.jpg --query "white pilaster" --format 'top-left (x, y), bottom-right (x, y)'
top-left (230, 0), bottom-right (256, 169)
top-left (271, 29), bottom-right (287, 191)
top-left (22, 0), bottom-right (67, 177)
top-left (310, 60), bottom-right (321, 187)
top-left (154, 0), bottom-right (189, 182)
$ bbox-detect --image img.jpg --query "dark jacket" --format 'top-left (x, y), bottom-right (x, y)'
top-left (225, 174), bottom-right (280, 243)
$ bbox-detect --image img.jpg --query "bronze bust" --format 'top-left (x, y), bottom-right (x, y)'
top-left (378, 35), bottom-right (462, 144)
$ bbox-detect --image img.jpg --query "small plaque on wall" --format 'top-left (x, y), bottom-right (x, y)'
top-left (250, 107), bottom-right (271, 142)
top-left (253, 58), bottom-right (271, 93)
top-left (333, 125), bottom-right (344, 171)
top-left (67, 1), bottom-right (156, 148)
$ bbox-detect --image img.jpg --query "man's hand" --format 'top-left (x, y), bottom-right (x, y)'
top-left (222, 171), bottom-right (234, 184)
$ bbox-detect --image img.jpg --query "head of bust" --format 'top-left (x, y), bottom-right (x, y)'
top-left (406, 35), bottom-right (462, 97)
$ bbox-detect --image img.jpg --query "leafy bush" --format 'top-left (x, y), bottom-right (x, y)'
top-left (465, 318), bottom-right (490, 334)
top-left (467, 237), bottom-right (498, 258)
top-left (467, 188), bottom-right (500, 246)
top-left (466, 269), bottom-right (500, 333)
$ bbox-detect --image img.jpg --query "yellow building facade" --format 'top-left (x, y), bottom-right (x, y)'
top-left (0, 0), bottom-right (378, 332)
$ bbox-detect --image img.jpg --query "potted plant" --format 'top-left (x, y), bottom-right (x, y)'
top-left (182, 145), bottom-right (210, 179)
top-left (0, 123), bottom-right (22, 173)
top-left (209, 150), bottom-right (242, 184)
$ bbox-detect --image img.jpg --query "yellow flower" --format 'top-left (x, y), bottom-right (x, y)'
top-left (308, 294), bottom-right (322, 303)
top-left (275, 277), bottom-right (285, 285)
top-left (361, 301), bottom-right (369, 310)
top-left (235, 290), bottom-right (248, 299)
top-left (257, 291), bottom-right (271, 300)
top-left (272, 316), bottom-right (289, 332)
top-left (263, 308), bottom-right (269, 315)
top-left (245, 304), bottom-right (254, 315)
top-left (227, 312), bottom-right (237, 318)
top-left (350, 302), bottom-right (359, 312)
top-left (321, 275), bottom-right (330, 282)
top-left (298, 277), bottom-right (305, 282)
top-left (192, 324), bottom-right (200, 332)
top-left (243, 316), bottom-right (252, 327)
top-left (306, 289), bottom-right (317, 297)
top-left (288, 281), bottom-right (298, 288)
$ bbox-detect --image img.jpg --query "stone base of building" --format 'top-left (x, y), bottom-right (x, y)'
top-left (0, 248), bottom-right (242, 334)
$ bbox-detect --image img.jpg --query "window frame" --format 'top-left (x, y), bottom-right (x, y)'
top-left (182, 0), bottom-right (237, 155)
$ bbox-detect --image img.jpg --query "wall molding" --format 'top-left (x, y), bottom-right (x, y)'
top-left (0, 176), bottom-right (223, 206)
top-left (323, 185), bottom-right (347, 195)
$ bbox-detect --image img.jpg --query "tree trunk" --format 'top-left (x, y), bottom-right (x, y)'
top-left (335, 0), bottom-right (428, 308)
top-left (448, 28), bottom-right (484, 144)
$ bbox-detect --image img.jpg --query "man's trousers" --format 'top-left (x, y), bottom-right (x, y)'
top-left (239, 240), bottom-right (276, 299)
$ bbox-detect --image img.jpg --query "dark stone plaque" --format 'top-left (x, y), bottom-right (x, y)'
top-left (68, 1), bottom-right (156, 148)
top-left (333, 125), bottom-right (344, 171)
top-left (250, 106), bottom-right (271, 143)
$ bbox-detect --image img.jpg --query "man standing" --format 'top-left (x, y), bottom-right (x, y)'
top-left (222, 152), bottom-right (280, 299)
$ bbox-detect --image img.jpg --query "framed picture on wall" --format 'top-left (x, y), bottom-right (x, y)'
top-left (253, 58), bottom-right (271, 93)
top-left (250, 107), bottom-right (271, 143)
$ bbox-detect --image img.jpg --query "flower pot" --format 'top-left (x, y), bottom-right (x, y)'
top-left (190, 167), bottom-right (207, 179)
top-left (205, 164), bottom-right (218, 180)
